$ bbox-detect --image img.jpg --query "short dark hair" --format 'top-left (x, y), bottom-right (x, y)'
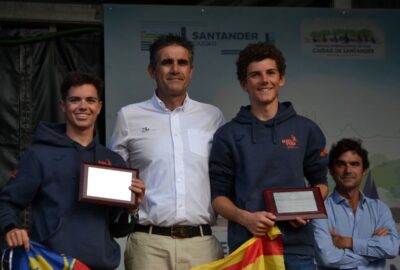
top-left (328, 138), bottom-right (370, 170)
top-left (149, 34), bottom-right (194, 69)
top-left (60, 72), bottom-right (103, 101)
top-left (236, 42), bottom-right (286, 83)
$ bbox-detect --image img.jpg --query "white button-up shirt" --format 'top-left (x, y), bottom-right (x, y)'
top-left (109, 94), bottom-right (225, 226)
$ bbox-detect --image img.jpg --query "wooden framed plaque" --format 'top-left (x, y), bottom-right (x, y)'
top-left (263, 187), bottom-right (327, 221)
top-left (79, 162), bottom-right (139, 208)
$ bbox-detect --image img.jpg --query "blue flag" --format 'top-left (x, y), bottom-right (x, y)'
top-left (1, 241), bottom-right (90, 270)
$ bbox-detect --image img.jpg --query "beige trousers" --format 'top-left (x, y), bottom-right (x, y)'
top-left (124, 231), bottom-right (224, 270)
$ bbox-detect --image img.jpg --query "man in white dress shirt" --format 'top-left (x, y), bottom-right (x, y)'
top-left (109, 34), bottom-right (225, 270)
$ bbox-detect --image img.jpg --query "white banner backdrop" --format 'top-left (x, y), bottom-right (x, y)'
top-left (104, 5), bottom-right (400, 269)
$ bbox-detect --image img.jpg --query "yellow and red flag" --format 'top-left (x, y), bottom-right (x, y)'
top-left (192, 226), bottom-right (285, 270)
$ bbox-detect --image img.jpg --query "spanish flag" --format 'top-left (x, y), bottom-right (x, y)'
top-left (192, 226), bottom-right (285, 270)
top-left (1, 241), bottom-right (90, 270)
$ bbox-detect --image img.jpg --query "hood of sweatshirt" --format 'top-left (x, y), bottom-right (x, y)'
top-left (33, 122), bottom-right (96, 150)
top-left (233, 101), bottom-right (296, 144)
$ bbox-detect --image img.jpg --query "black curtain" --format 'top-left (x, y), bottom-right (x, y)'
top-left (0, 25), bottom-right (104, 188)
top-left (0, 25), bottom-right (104, 248)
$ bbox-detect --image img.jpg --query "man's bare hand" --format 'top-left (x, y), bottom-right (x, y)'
top-left (288, 217), bottom-right (309, 228)
top-left (373, 227), bottom-right (389, 237)
top-left (241, 211), bottom-right (276, 236)
top-left (5, 228), bottom-right (30, 251)
top-left (129, 178), bottom-right (145, 208)
top-left (330, 228), bottom-right (352, 249)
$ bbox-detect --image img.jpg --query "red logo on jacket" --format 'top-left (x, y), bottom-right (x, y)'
top-left (282, 135), bottom-right (298, 149)
top-left (97, 159), bottom-right (112, 166)
top-left (10, 170), bottom-right (18, 179)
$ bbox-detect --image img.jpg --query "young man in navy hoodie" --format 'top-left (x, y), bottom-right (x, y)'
top-left (0, 72), bottom-right (145, 269)
top-left (209, 43), bottom-right (329, 270)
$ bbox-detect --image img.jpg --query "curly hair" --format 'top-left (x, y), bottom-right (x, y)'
top-left (236, 42), bottom-right (286, 83)
top-left (328, 138), bottom-right (370, 170)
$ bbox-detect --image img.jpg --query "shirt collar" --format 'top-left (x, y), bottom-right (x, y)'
top-left (359, 191), bottom-right (367, 205)
top-left (332, 189), bottom-right (346, 204)
top-left (151, 91), bottom-right (190, 112)
top-left (332, 189), bottom-right (367, 207)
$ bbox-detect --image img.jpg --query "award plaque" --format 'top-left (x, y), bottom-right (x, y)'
top-left (79, 162), bottom-right (139, 208)
top-left (263, 187), bottom-right (327, 221)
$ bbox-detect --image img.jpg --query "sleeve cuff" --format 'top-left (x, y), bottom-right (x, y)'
top-left (4, 224), bottom-right (17, 234)
top-left (352, 238), bottom-right (367, 256)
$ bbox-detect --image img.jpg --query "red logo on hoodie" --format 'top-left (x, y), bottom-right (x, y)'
top-left (97, 159), bottom-right (112, 166)
top-left (10, 169), bottom-right (18, 179)
top-left (282, 135), bottom-right (298, 149)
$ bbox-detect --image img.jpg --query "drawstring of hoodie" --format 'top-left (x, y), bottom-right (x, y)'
top-left (72, 139), bottom-right (97, 165)
top-left (251, 117), bottom-right (257, 144)
top-left (272, 119), bottom-right (278, 144)
top-left (251, 117), bottom-right (278, 144)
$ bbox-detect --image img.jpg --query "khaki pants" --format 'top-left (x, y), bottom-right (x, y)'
top-left (124, 232), bottom-right (224, 270)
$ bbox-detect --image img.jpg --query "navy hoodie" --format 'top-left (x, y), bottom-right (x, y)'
top-left (210, 102), bottom-right (328, 256)
top-left (0, 122), bottom-right (129, 269)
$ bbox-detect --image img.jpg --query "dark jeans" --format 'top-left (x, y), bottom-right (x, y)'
top-left (284, 254), bottom-right (316, 270)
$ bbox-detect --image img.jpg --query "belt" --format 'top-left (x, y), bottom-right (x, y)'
top-left (134, 224), bottom-right (212, 238)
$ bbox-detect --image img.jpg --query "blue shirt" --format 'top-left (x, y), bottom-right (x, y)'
top-left (312, 190), bottom-right (399, 269)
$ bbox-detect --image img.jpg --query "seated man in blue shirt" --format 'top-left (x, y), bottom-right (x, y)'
top-left (313, 138), bottom-right (399, 269)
